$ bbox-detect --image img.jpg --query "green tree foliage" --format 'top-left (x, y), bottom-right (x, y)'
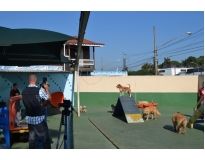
top-left (158, 58), bottom-right (181, 68)
top-left (170, 60), bottom-right (180, 67)
top-left (197, 56), bottom-right (204, 67)
top-left (128, 63), bottom-right (154, 75)
top-left (162, 58), bottom-right (171, 68)
top-left (128, 69), bottom-right (150, 75)
top-left (181, 56), bottom-right (204, 67)
top-left (141, 63), bottom-right (155, 74)
top-left (181, 56), bottom-right (197, 67)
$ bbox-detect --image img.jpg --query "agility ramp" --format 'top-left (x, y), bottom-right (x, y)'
top-left (188, 98), bottom-right (204, 129)
top-left (113, 96), bottom-right (144, 123)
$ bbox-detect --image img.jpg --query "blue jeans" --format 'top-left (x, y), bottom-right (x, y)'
top-left (28, 120), bottom-right (51, 149)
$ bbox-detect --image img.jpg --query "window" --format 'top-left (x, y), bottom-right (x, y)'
top-left (159, 70), bottom-right (165, 73)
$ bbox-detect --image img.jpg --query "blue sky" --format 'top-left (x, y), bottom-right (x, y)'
top-left (0, 3), bottom-right (204, 71)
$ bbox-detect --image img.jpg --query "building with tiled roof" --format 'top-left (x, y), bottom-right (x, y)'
top-left (63, 36), bottom-right (104, 74)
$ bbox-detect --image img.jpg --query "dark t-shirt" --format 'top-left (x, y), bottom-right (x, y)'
top-left (10, 89), bottom-right (20, 97)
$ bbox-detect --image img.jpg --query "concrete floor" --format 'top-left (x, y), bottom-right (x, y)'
top-left (0, 105), bottom-right (204, 149)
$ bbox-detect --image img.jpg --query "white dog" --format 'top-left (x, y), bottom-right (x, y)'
top-left (80, 106), bottom-right (87, 113)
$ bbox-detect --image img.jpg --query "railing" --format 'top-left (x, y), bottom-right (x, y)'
top-left (79, 59), bottom-right (94, 67)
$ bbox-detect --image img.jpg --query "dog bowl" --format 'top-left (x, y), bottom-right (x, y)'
top-left (136, 102), bottom-right (158, 108)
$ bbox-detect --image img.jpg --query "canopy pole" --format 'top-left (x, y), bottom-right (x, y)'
top-left (77, 65), bottom-right (80, 117)
top-left (75, 11), bottom-right (90, 117)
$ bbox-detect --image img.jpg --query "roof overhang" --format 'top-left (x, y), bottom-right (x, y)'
top-left (0, 26), bottom-right (75, 45)
top-left (0, 26), bottom-right (75, 66)
top-left (67, 43), bottom-right (104, 47)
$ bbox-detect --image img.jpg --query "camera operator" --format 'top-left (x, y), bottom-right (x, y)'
top-left (22, 74), bottom-right (51, 149)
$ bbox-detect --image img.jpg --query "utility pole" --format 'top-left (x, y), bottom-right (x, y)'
top-left (101, 57), bottom-right (103, 71)
top-left (153, 26), bottom-right (158, 75)
top-left (123, 52), bottom-right (127, 71)
top-left (93, 47), bottom-right (95, 69)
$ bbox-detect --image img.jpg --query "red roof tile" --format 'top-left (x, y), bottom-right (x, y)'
top-left (65, 36), bottom-right (104, 46)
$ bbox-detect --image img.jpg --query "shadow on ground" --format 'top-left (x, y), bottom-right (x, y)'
top-left (47, 106), bottom-right (62, 116)
top-left (112, 115), bottom-right (127, 123)
top-left (193, 120), bottom-right (204, 132)
top-left (163, 125), bottom-right (176, 133)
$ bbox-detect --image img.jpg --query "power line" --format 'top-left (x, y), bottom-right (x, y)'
top-left (158, 45), bottom-right (204, 58)
top-left (157, 29), bottom-right (203, 51)
top-left (158, 40), bottom-right (203, 56)
top-left (158, 48), bottom-right (204, 60)
top-left (127, 57), bottom-right (153, 70)
top-left (105, 28), bottom-right (204, 71)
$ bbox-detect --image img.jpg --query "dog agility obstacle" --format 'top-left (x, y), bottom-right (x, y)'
top-left (188, 97), bottom-right (204, 129)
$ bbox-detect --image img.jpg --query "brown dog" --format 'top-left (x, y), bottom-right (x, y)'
top-left (142, 106), bottom-right (161, 121)
top-left (116, 84), bottom-right (131, 97)
top-left (172, 112), bottom-right (187, 134)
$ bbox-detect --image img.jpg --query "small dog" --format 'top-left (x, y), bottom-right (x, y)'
top-left (142, 106), bottom-right (161, 121)
top-left (172, 112), bottom-right (187, 134)
top-left (116, 84), bottom-right (131, 97)
top-left (111, 104), bottom-right (116, 112)
top-left (80, 106), bottom-right (87, 113)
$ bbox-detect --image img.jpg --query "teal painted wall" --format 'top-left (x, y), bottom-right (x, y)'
top-left (74, 92), bottom-right (197, 109)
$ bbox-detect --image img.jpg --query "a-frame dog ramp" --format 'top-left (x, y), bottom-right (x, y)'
top-left (113, 96), bottom-right (144, 123)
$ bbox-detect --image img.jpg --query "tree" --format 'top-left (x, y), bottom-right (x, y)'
top-left (197, 56), bottom-right (204, 67)
top-left (181, 56), bottom-right (197, 67)
top-left (141, 63), bottom-right (154, 74)
top-left (170, 60), bottom-right (181, 67)
top-left (163, 58), bottom-right (171, 68)
top-left (128, 69), bottom-right (150, 75)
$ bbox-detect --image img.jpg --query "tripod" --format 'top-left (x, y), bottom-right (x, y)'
top-left (56, 100), bottom-right (77, 149)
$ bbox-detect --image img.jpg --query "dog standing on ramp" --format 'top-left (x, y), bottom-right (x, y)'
top-left (172, 112), bottom-right (187, 134)
top-left (116, 84), bottom-right (131, 97)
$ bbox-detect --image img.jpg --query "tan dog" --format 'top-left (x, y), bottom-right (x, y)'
top-left (172, 112), bottom-right (187, 134)
top-left (80, 106), bottom-right (87, 113)
top-left (142, 106), bottom-right (161, 121)
top-left (116, 84), bottom-right (131, 97)
top-left (111, 104), bottom-right (116, 112)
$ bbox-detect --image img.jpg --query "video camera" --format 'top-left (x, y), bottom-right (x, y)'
top-left (59, 99), bottom-right (72, 108)
top-left (41, 77), bottom-right (50, 88)
top-left (59, 99), bottom-right (77, 115)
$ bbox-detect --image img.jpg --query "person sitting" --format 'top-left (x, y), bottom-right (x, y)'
top-left (10, 83), bottom-right (22, 127)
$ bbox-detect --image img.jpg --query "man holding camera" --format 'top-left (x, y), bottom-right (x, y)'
top-left (22, 74), bottom-right (51, 149)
